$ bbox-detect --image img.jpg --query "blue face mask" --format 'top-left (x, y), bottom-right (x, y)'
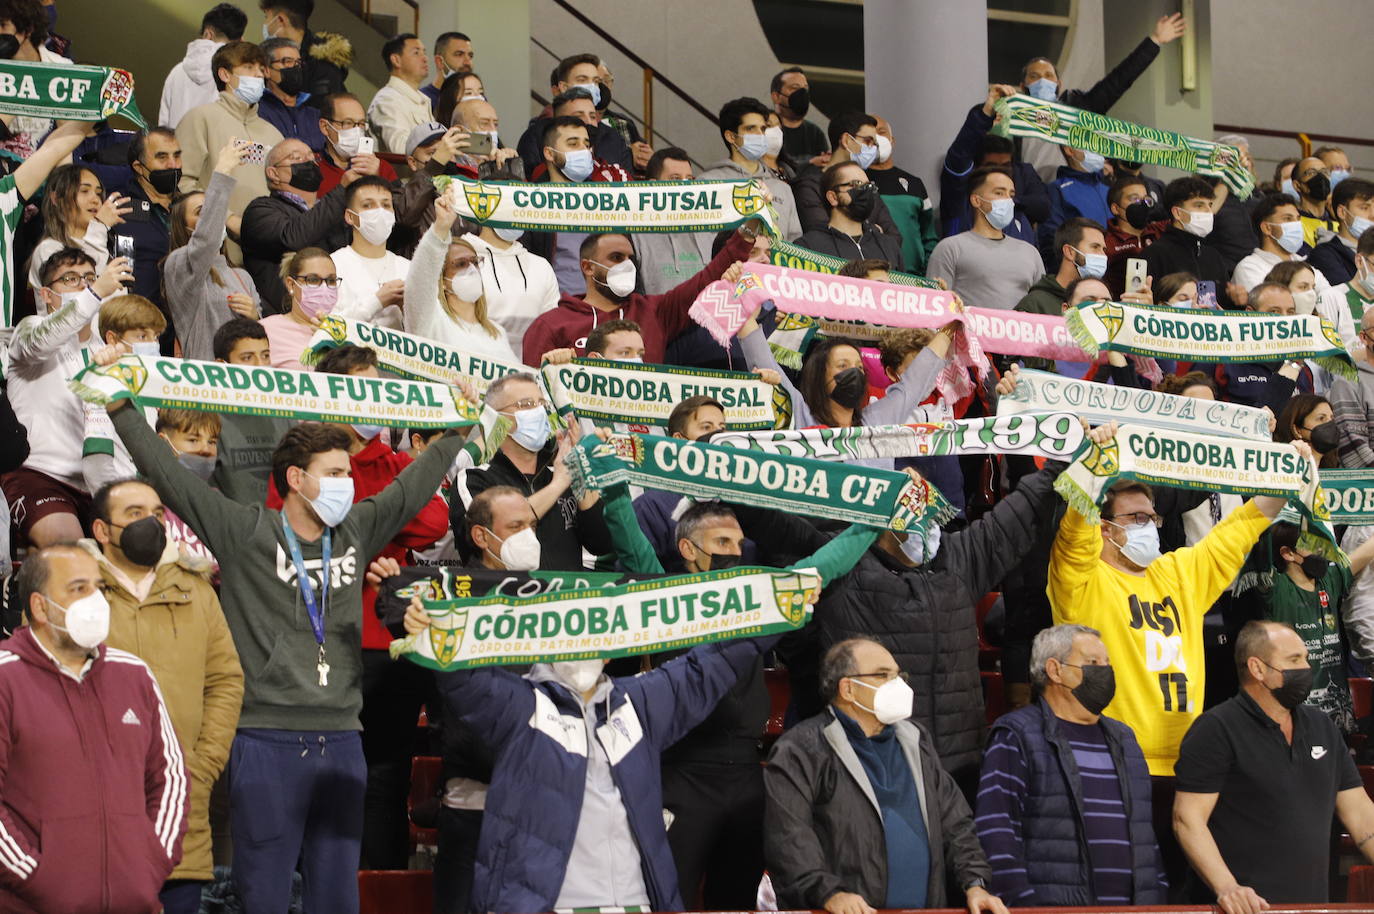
top-left (129, 341), bottom-right (161, 357)
top-left (1268, 220), bottom-right (1305, 254)
top-left (305, 472), bottom-right (354, 527)
top-left (1080, 151), bottom-right (1106, 173)
top-left (560, 148), bottom-right (594, 183)
top-left (1028, 78), bottom-right (1058, 101)
top-left (1107, 519), bottom-right (1161, 568)
top-left (899, 525), bottom-right (940, 565)
top-left (494, 226), bottom-right (525, 243)
top-left (979, 196), bottom-right (1015, 231)
top-left (1332, 169), bottom-right (1352, 189)
top-left (1281, 178), bottom-right (1300, 202)
top-left (1351, 215), bottom-right (1374, 241)
top-left (852, 140), bottom-right (878, 170)
top-left (233, 75), bottom-right (265, 106)
top-left (1072, 246), bottom-right (1108, 279)
top-left (571, 82), bottom-right (600, 107)
top-left (510, 406), bottom-right (550, 451)
top-left (736, 132), bottom-right (768, 162)
top-left (351, 423), bottom-right (383, 442)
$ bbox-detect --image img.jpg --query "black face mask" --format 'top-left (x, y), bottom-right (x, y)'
top-left (830, 366), bottom-right (868, 410)
top-left (1308, 419), bottom-right (1340, 455)
top-left (1299, 552), bottom-right (1331, 580)
top-left (1124, 199), bottom-right (1153, 230)
top-left (703, 551), bottom-right (742, 572)
top-left (842, 183), bottom-right (877, 222)
top-left (595, 82), bottom-right (612, 112)
top-left (144, 166), bottom-right (181, 196)
top-left (1303, 173), bottom-right (1331, 200)
top-left (1263, 660), bottom-right (1314, 710)
top-left (786, 87), bottom-right (810, 117)
top-left (1069, 664), bottom-right (1116, 716)
top-left (287, 160), bottom-right (323, 192)
top-left (0, 34), bottom-right (19, 60)
top-left (277, 64), bottom-right (306, 97)
top-left (114, 515), bottom-right (167, 568)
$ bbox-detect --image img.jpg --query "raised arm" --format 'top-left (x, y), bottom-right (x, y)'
top-left (8, 261), bottom-right (126, 365)
top-left (13, 120), bottom-right (93, 201)
top-left (654, 227), bottom-right (757, 342)
top-left (404, 199), bottom-right (457, 342)
top-left (860, 341), bottom-right (952, 425)
top-left (354, 433), bottom-right (466, 558)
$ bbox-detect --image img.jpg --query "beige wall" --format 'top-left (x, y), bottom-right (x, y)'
top-left (60, 0), bottom-right (383, 130)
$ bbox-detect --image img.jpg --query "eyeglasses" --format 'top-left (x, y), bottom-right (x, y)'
top-left (50, 271), bottom-right (96, 287)
top-left (450, 255), bottom-right (487, 270)
top-left (837, 180), bottom-right (876, 193)
top-left (271, 59), bottom-right (302, 70)
top-left (1104, 512), bottom-right (1163, 528)
top-left (498, 396), bottom-right (546, 412)
top-left (326, 118), bottom-right (367, 131)
top-left (849, 670), bottom-right (910, 684)
top-left (291, 274), bottom-right (342, 288)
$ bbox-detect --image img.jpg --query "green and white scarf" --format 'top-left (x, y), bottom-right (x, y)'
top-left (712, 412), bottom-right (1087, 463)
top-left (1320, 469), bottom-right (1374, 524)
top-left (303, 315), bottom-right (526, 397)
top-left (1065, 299), bottom-right (1355, 381)
top-left (569, 433), bottom-right (954, 533)
top-left (993, 93), bottom-right (1253, 198)
top-left (997, 368), bottom-right (1273, 441)
top-left (70, 355), bottom-right (479, 428)
top-left (542, 358), bottom-right (790, 432)
top-left (767, 238), bottom-right (940, 288)
top-left (435, 175), bottom-right (777, 234)
top-left (391, 565), bottom-right (822, 670)
top-left (0, 60), bottom-right (146, 128)
top-left (1056, 424), bottom-right (1341, 561)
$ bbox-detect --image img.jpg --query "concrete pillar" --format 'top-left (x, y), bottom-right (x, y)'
top-left (1100, 0), bottom-right (1214, 159)
top-left (863, 0), bottom-right (988, 204)
top-left (437, 0), bottom-right (531, 139)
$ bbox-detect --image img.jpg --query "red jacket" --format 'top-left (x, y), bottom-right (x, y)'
top-left (0, 629), bottom-right (188, 913)
top-left (315, 151), bottom-right (399, 197)
top-left (521, 229), bottom-right (753, 364)
top-left (268, 436), bottom-right (449, 650)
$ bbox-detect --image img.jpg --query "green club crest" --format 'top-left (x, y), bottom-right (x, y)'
top-left (317, 314), bottom-right (348, 344)
top-left (1319, 318), bottom-right (1344, 350)
top-left (464, 182), bottom-right (502, 221)
top-left (771, 573), bottom-right (819, 626)
top-left (732, 182), bottom-right (766, 217)
top-left (427, 606), bottom-right (467, 667)
top-left (1096, 301), bottom-right (1125, 339)
top-left (1081, 439), bottom-right (1121, 478)
top-left (1012, 105), bottom-right (1060, 138)
top-left (108, 358), bottom-right (149, 395)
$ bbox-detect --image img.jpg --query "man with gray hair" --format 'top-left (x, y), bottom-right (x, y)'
top-left (257, 36), bottom-right (327, 152)
top-left (974, 624), bottom-right (1165, 906)
top-left (764, 637), bottom-right (1004, 914)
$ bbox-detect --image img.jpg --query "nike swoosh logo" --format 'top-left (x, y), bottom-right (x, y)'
top-left (1312, 746), bottom-right (1328, 760)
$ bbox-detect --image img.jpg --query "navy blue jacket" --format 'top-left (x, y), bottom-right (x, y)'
top-left (1039, 167), bottom-right (1110, 266)
top-left (110, 178), bottom-right (170, 311)
top-left (939, 103), bottom-right (1047, 244)
top-left (1309, 235), bottom-right (1357, 286)
top-left (257, 92), bottom-right (327, 153)
top-left (437, 637), bottom-right (772, 912)
top-left (987, 702), bottom-right (1166, 905)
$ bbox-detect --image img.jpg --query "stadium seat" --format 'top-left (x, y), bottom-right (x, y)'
top-left (981, 670), bottom-right (1006, 725)
top-left (1352, 678), bottom-right (1373, 719)
top-left (409, 756), bottom-right (443, 852)
top-left (1352, 865), bottom-right (1374, 903)
top-left (358, 869), bottom-right (432, 914)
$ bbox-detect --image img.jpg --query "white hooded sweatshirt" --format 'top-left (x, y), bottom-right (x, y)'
top-left (464, 233), bottom-right (559, 354)
top-left (160, 39), bottom-right (224, 129)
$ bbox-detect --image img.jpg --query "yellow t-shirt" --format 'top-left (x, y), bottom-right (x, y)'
top-left (1047, 500), bottom-right (1270, 776)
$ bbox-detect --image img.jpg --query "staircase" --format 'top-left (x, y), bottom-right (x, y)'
top-left (333, 0), bottom-right (418, 40)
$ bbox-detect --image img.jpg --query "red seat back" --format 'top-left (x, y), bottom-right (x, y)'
top-left (358, 869), bottom-right (433, 914)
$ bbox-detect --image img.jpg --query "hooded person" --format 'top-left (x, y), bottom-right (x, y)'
top-left (160, 3), bottom-right (247, 130)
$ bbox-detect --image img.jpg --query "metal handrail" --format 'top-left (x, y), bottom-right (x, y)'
top-left (1214, 123), bottom-right (1374, 160)
top-left (544, 0), bottom-right (719, 129)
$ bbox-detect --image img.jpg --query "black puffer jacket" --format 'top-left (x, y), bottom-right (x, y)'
top-left (736, 462), bottom-right (1063, 776)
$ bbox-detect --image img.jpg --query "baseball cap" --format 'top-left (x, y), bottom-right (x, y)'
top-left (405, 121), bottom-right (447, 158)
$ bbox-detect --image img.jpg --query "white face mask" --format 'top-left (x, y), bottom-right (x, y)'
top-left (595, 259), bottom-right (636, 297)
top-left (449, 265), bottom-right (484, 302)
top-left (552, 659), bottom-right (603, 695)
top-left (494, 226), bottom-right (524, 243)
top-left (351, 207), bottom-right (395, 246)
top-left (129, 341), bottom-right (161, 357)
top-left (849, 675), bottom-right (914, 725)
top-left (333, 125), bottom-right (363, 159)
top-left (898, 525), bottom-right (940, 565)
top-left (763, 125), bottom-right (784, 158)
top-left (46, 591), bottom-right (111, 649)
top-left (1292, 288), bottom-right (1318, 315)
top-left (1179, 208), bottom-right (1214, 238)
top-left (875, 133), bottom-right (893, 164)
top-left (486, 525), bottom-right (541, 570)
